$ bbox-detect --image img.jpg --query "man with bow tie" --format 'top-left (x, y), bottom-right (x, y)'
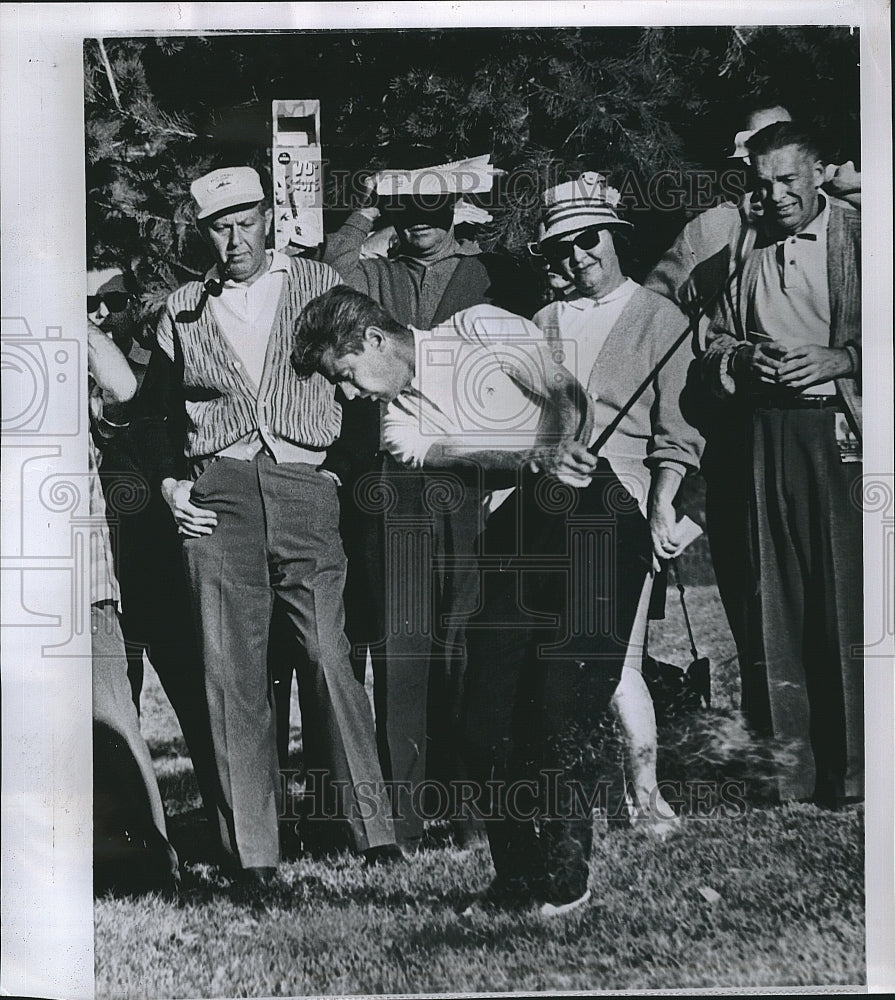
top-left (136, 166), bottom-right (400, 881)
top-left (699, 121), bottom-right (863, 809)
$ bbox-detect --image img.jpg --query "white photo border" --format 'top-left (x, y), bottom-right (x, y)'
top-left (1, 3), bottom-right (891, 997)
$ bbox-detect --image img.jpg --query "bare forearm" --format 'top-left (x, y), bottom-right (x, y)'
top-left (648, 466), bottom-right (684, 515)
top-left (647, 465), bottom-right (688, 564)
top-left (423, 441), bottom-right (538, 473)
top-left (87, 327), bottom-right (137, 404)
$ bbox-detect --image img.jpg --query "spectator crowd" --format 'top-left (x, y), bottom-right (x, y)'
top-left (88, 104), bottom-right (863, 916)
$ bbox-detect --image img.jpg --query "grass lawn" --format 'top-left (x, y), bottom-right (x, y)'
top-left (95, 585), bottom-right (866, 998)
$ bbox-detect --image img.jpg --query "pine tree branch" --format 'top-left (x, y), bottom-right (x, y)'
top-left (96, 39), bottom-right (122, 111)
top-left (94, 199), bottom-right (178, 226)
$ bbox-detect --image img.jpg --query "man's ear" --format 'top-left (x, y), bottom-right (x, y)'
top-left (363, 325), bottom-right (386, 350)
top-left (812, 159), bottom-right (826, 188)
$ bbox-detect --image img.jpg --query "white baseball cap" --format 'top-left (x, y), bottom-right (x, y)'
top-left (191, 166), bottom-right (264, 220)
top-left (729, 107), bottom-right (793, 161)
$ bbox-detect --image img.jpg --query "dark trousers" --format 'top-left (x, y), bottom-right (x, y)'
top-left (270, 605), bottom-right (308, 769)
top-left (701, 403), bottom-right (757, 672)
top-left (746, 407), bottom-right (864, 804)
top-left (464, 464), bottom-right (652, 903)
top-left (111, 494), bottom-right (219, 819)
top-left (341, 454), bottom-right (483, 845)
top-left (182, 454), bottom-right (395, 869)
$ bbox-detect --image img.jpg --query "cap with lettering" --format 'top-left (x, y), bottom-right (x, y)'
top-left (191, 166), bottom-right (264, 220)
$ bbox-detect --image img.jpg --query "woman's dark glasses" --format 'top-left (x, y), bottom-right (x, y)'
top-left (528, 227), bottom-right (605, 264)
top-left (87, 291), bottom-right (132, 314)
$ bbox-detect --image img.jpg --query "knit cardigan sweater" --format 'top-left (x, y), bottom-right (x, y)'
top-left (138, 257), bottom-right (341, 483)
top-left (534, 287), bottom-right (705, 506)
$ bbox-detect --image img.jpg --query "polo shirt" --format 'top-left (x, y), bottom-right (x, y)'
top-left (382, 305), bottom-right (547, 469)
top-left (751, 194), bottom-right (834, 394)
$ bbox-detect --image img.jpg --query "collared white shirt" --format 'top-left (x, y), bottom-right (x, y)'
top-left (208, 250), bottom-right (289, 389)
top-left (206, 251), bottom-right (328, 465)
top-left (381, 305), bottom-right (552, 514)
top-left (381, 305), bottom-right (548, 469)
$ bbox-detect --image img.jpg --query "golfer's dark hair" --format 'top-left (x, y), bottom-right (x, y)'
top-left (292, 285), bottom-right (410, 379)
top-left (746, 121), bottom-right (821, 162)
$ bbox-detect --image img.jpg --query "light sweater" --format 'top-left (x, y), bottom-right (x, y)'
top-left (533, 283), bottom-right (705, 508)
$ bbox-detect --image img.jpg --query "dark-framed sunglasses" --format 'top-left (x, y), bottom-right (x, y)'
top-left (528, 226), bottom-right (606, 265)
top-left (87, 291), bottom-right (133, 314)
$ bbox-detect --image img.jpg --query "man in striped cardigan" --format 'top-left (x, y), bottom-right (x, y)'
top-left (138, 167), bottom-right (400, 881)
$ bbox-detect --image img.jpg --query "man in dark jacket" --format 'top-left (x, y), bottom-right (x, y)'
top-left (91, 270), bottom-right (219, 825)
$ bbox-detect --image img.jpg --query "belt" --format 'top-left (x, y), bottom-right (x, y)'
top-left (750, 394), bottom-right (841, 411)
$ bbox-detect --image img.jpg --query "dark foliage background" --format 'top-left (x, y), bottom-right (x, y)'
top-left (84, 26), bottom-right (860, 311)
